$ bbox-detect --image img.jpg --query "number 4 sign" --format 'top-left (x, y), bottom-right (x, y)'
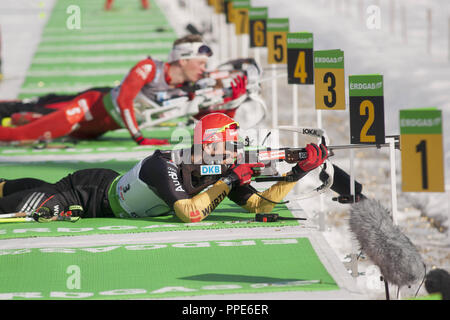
top-left (287, 32), bottom-right (314, 84)
top-left (400, 108), bottom-right (445, 192)
top-left (349, 74), bottom-right (385, 144)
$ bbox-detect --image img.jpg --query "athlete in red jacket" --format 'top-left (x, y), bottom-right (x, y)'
top-left (0, 35), bottom-right (213, 145)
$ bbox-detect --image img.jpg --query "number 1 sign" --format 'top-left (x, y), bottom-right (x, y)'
top-left (400, 108), bottom-right (445, 192)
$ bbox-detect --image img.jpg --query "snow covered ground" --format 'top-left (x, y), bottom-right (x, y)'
top-left (0, 0), bottom-right (449, 299)
top-left (0, 0), bottom-right (56, 99)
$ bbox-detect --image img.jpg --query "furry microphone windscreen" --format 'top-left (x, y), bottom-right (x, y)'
top-left (349, 198), bottom-right (426, 287)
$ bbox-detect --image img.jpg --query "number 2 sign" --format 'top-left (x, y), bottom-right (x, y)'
top-left (400, 108), bottom-right (445, 192)
top-left (349, 74), bottom-right (385, 145)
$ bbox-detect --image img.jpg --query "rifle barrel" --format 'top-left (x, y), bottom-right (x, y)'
top-left (329, 142), bottom-right (399, 151)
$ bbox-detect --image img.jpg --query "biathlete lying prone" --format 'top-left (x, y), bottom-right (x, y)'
top-left (0, 113), bottom-right (336, 223)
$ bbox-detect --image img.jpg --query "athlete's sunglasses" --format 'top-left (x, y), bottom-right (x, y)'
top-left (203, 121), bottom-right (240, 142)
top-left (198, 44), bottom-right (213, 57)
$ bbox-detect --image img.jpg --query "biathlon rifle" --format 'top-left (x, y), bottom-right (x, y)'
top-left (181, 127), bottom-right (400, 202)
top-left (180, 126), bottom-right (334, 200)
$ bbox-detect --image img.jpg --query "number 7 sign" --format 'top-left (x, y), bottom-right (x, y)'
top-left (233, 0), bottom-right (250, 35)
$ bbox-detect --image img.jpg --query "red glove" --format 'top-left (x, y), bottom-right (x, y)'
top-left (227, 162), bottom-right (265, 186)
top-left (134, 136), bottom-right (169, 146)
top-left (230, 75), bottom-right (247, 99)
top-left (297, 143), bottom-right (328, 172)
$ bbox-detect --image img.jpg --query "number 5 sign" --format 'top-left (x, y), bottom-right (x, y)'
top-left (400, 108), bottom-right (445, 192)
top-left (266, 18), bottom-right (289, 64)
top-left (349, 74), bottom-right (385, 144)
top-left (314, 50), bottom-right (345, 109)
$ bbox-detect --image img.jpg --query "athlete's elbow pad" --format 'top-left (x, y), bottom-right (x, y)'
top-left (173, 180), bottom-right (230, 223)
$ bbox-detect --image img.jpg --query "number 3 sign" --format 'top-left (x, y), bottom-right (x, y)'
top-left (349, 74), bottom-right (385, 144)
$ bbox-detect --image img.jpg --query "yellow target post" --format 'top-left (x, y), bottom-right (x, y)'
top-left (224, 0), bottom-right (235, 24)
top-left (400, 108), bottom-right (445, 192)
top-left (0, 25), bottom-right (3, 81)
top-left (266, 18), bottom-right (289, 65)
top-left (232, 0), bottom-right (250, 35)
top-left (314, 50), bottom-right (345, 110)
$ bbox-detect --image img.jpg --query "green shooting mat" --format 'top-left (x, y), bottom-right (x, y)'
top-left (0, 126), bottom-right (193, 158)
top-left (19, 0), bottom-right (177, 99)
top-left (0, 237), bottom-right (339, 299)
top-left (0, 202), bottom-right (300, 239)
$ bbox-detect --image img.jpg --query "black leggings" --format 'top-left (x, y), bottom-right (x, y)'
top-left (3, 178), bottom-right (49, 196)
top-left (0, 169), bottom-right (119, 218)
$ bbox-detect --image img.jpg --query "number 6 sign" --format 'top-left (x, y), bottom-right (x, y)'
top-left (249, 7), bottom-right (267, 48)
top-left (349, 74), bottom-right (385, 144)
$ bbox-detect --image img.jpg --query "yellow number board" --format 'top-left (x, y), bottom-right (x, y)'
top-left (232, 0), bottom-right (250, 35)
top-left (400, 109), bottom-right (445, 192)
top-left (314, 50), bottom-right (345, 109)
top-left (267, 18), bottom-right (289, 64)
